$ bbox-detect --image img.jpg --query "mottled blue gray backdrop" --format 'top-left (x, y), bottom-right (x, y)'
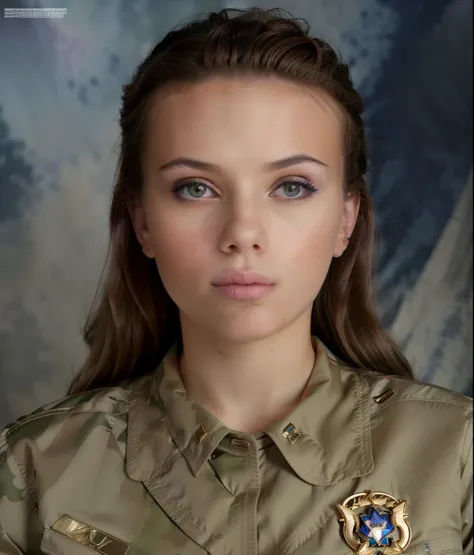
top-left (0, 0), bottom-right (472, 427)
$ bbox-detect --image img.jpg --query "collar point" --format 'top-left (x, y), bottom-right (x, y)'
top-left (304, 454), bottom-right (375, 486)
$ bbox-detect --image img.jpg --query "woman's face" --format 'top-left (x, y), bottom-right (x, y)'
top-left (133, 76), bottom-right (358, 343)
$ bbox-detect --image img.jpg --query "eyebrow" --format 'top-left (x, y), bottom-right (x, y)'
top-left (158, 154), bottom-right (328, 173)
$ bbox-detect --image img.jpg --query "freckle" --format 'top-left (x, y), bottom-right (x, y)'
top-left (218, 350), bottom-right (224, 355)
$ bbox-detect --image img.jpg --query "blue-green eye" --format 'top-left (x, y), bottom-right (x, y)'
top-left (281, 183), bottom-right (302, 197)
top-left (171, 178), bottom-right (318, 201)
top-left (172, 181), bottom-right (216, 200)
top-left (273, 179), bottom-right (318, 200)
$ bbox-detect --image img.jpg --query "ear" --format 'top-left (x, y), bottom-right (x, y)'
top-left (128, 201), bottom-right (155, 259)
top-left (333, 192), bottom-right (360, 258)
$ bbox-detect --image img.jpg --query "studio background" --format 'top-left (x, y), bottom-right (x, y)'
top-left (0, 0), bottom-right (472, 428)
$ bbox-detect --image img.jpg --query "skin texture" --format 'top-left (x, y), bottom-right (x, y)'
top-left (131, 76), bottom-right (359, 431)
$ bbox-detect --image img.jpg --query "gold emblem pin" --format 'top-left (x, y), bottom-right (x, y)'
top-left (282, 422), bottom-right (301, 444)
top-left (52, 515), bottom-right (130, 555)
top-left (194, 424), bottom-right (210, 444)
top-left (337, 490), bottom-right (412, 554)
top-left (373, 389), bottom-right (395, 404)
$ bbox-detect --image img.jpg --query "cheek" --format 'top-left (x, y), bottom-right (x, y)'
top-left (277, 207), bottom-right (341, 270)
top-left (148, 215), bottom-right (209, 289)
top-left (286, 232), bottom-right (336, 297)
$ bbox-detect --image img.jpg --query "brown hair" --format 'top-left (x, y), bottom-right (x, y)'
top-left (69, 7), bottom-right (413, 394)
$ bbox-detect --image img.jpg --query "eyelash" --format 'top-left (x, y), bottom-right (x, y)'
top-left (171, 178), bottom-right (319, 202)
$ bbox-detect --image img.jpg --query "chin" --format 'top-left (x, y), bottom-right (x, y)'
top-left (207, 309), bottom-right (284, 344)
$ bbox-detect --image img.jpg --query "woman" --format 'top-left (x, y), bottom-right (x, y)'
top-left (0, 7), bottom-right (471, 555)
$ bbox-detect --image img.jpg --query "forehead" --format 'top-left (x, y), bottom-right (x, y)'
top-left (146, 76), bottom-right (345, 167)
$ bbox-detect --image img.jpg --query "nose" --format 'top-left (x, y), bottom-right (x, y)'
top-left (218, 202), bottom-right (268, 256)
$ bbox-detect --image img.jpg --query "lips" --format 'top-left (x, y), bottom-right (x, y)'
top-left (211, 270), bottom-right (276, 301)
top-left (211, 269), bottom-right (276, 287)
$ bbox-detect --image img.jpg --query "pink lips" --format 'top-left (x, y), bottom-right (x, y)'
top-left (212, 270), bottom-right (276, 301)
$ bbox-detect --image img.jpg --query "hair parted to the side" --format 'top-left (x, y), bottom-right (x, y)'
top-left (68, 7), bottom-right (414, 395)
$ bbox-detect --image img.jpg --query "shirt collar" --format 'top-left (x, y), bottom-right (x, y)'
top-left (126, 337), bottom-right (374, 486)
top-left (266, 337), bottom-right (374, 484)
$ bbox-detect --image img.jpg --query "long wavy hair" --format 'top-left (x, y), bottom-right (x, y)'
top-left (69, 7), bottom-right (413, 394)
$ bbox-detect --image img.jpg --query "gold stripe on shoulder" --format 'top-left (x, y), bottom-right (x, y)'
top-left (51, 515), bottom-right (130, 555)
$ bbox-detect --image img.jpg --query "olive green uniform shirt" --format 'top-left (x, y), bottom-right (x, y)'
top-left (0, 338), bottom-right (472, 554)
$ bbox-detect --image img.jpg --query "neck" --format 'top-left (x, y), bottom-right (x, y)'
top-left (178, 315), bottom-right (316, 434)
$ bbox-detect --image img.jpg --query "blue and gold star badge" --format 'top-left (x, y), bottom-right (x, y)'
top-left (337, 491), bottom-right (412, 554)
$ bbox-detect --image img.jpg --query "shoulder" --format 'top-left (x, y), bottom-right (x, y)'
top-left (339, 363), bottom-right (472, 468)
top-left (330, 350), bottom-right (472, 416)
top-left (0, 379), bottom-right (143, 461)
top-left (333, 353), bottom-right (472, 432)
top-left (357, 368), bottom-right (472, 417)
top-left (0, 378), bottom-right (152, 548)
